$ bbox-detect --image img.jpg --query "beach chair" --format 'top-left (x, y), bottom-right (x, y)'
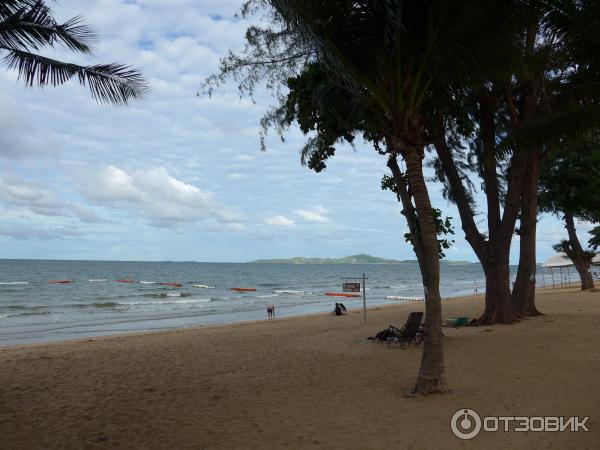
top-left (387, 312), bottom-right (424, 349)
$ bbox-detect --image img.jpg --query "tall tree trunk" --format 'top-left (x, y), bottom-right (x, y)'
top-left (478, 246), bottom-right (518, 323)
top-left (512, 151), bottom-right (542, 316)
top-left (402, 145), bottom-right (447, 395)
top-left (563, 212), bottom-right (595, 290)
top-left (433, 119), bottom-right (524, 325)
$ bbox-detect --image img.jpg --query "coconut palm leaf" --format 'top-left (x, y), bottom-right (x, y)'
top-left (0, 1), bottom-right (93, 52)
top-left (5, 49), bottom-right (148, 104)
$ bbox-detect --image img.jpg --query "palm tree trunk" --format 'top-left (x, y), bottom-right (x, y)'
top-left (564, 212), bottom-right (595, 290)
top-left (403, 146), bottom-right (447, 395)
top-left (512, 151), bottom-right (542, 316)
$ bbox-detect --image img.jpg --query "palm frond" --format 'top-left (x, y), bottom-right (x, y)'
top-left (0, 1), bottom-right (94, 52)
top-left (500, 104), bottom-right (600, 150)
top-left (5, 49), bottom-right (148, 105)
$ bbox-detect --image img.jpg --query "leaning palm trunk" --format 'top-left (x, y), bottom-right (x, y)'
top-left (387, 142), bottom-right (447, 394)
top-left (563, 213), bottom-right (595, 290)
top-left (512, 151), bottom-right (543, 315)
top-left (403, 145), bottom-right (447, 394)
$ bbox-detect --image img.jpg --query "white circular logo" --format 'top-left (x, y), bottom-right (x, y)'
top-left (451, 408), bottom-right (482, 440)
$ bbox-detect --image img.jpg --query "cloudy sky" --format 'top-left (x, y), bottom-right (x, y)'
top-left (0, 0), bottom-right (591, 263)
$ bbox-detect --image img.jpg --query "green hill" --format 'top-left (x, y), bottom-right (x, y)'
top-left (248, 254), bottom-right (401, 264)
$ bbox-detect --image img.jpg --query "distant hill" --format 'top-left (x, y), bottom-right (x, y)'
top-left (248, 254), bottom-right (402, 264)
top-left (248, 254), bottom-right (475, 264)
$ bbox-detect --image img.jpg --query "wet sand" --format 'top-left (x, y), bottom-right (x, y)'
top-left (1, 287), bottom-right (598, 449)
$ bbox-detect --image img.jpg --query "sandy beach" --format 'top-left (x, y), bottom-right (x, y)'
top-left (1, 287), bottom-right (598, 449)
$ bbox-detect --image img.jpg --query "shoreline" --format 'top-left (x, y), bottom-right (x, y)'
top-left (0, 290), bottom-right (475, 350)
top-left (0, 284), bottom-right (582, 350)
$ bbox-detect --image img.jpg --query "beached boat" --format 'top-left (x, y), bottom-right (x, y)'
top-left (325, 292), bottom-right (360, 298)
top-left (230, 287), bottom-right (256, 292)
top-left (48, 279), bottom-right (75, 284)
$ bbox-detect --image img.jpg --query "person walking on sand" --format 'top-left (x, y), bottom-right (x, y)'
top-left (267, 304), bottom-right (275, 319)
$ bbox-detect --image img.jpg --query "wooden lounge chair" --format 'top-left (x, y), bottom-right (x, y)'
top-left (387, 312), bottom-right (424, 349)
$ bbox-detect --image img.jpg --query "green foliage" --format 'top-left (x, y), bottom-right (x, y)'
top-left (553, 240), bottom-right (596, 264)
top-left (0, 0), bottom-right (147, 104)
top-left (590, 226), bottom-right (600, 251)
top-left (538, 137), bottom-right (600, 221)
top-left (402, 208), bottom-right (455, 260)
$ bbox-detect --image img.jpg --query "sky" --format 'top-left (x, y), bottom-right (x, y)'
top-left (0, 0), bottom-right (593, 263)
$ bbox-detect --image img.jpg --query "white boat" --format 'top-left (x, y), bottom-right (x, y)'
top-left (192, 284), bottom-right (215, 289)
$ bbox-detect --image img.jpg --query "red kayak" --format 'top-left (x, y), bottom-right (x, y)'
top-left (230, 287), bottom-right (257, 292)
top-left (116, 279), bottom-right (135, 283)
top-left (48, 279), bottom-right (75, 284)
top-left (160, 282), bottom-right (182, 288)
top-left (325, 292), bottom-right (360, 298)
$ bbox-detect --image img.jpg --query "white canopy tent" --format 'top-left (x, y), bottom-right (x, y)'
top-left (540, 254), bottom-right (600, 288)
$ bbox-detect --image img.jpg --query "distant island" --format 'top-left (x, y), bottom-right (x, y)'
top-left (248, 254), bottom-right (473, 265)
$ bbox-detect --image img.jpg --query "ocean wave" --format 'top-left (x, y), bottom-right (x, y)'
top-left (93, 301), bottom-right (120, 308)
top-left (2, 305), bottom-right (48, 311)
top-left (122, 297), bottom-right (212, 306)
top-left (1, 310), bottom-right (51, 318)
top-left (144, 292), bottom-right (193, 298)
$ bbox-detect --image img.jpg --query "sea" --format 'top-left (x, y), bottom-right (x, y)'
top-left (0, 259), bottom-right (510, 346)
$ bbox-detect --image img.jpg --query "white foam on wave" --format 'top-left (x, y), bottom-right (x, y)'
top-left (140, 281), bottom-right (157, 284)
top-left (88, 279), bottom-right (107, 282)
top-left (0, 281), bottom-right (28, 285)
top-left (385, 296), bottom-right (423, 301)
top-left (124, 297), bottom-right (212, 306)
top-left (273, 290), bottom-right (305, 295)
top-left (258, 294), bottom-right (278, 298)
top-left (192, 284), bottom-right (215, 289)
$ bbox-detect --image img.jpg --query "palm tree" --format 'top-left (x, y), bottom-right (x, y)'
top-left (0, 0), bottom-right (147, 104)
top-left (262, 0), bottom-right (523, 394)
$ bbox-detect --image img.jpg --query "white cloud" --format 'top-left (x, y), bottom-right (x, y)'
top-left (76, 165), bottom-right (245, 228)
top-left (264, 215), bottom-right (295, 227)
top-left (295, 205), bottom-right (330, 223)
top-left (0, 174), bottom-right (108, 223)
top-left (0, 224), bottom-right (82, 240)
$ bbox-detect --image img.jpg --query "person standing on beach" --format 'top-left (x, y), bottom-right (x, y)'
top-left (267, 304), bottom-right (275, 319)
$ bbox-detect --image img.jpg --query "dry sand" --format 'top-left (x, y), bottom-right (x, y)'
top-left (1, 287), bottom-right (599, 449)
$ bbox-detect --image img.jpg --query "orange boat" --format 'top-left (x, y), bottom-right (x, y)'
top-left (48, 279), bottom-right (74, 284)
top-left (325, 292), bottom-right (360, 298)
top-left (116, 279), bottom-right (135, 283)
top-left (160, 282), bottom-right (182, 288)
top-left (230, 287), bottom-right (257, 292)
